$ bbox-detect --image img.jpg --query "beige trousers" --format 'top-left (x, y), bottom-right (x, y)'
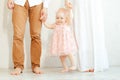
top-left (12, 0), bottom-right (43, 70)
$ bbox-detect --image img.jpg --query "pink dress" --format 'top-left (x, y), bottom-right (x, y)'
top-left (50, 24), bottom-right (77, 56)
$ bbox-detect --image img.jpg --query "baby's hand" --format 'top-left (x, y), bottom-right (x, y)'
top-left (65, 1), bottom-right (72, 9)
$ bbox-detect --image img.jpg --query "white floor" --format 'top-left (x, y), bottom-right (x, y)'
top-left (0, 67), bottom-right (120, 80)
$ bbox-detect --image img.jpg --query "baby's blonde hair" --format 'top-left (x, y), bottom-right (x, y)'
top-left (56, 8), bottom-right (72, 25)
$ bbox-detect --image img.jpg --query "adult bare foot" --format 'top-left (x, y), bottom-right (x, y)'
top-left (83, 70), bottom-right (90, 72)
top-left (33, 67), bottom-right (43, 74)
top-left (89, 69), bottom-right (94, 72)
top-left (83, 69), bottom-right (94, 72)
top-left (11, 68), bottom-right (22, 75)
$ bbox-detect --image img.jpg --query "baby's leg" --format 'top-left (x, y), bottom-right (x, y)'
top-left (60, 55), bottom-right (68, 72)
top-left (68, 53), bottom-right (76, 71)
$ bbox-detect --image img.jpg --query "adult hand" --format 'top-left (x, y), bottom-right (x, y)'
top-left (40, 8), bottom-right (48, 22)
top-left (65, 1), bottom-right (72, 9)
top-left (7, 0), bottom-right (14, 10)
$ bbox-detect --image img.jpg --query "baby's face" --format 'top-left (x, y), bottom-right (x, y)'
top-left (56, 12), bottom-right (66, 25)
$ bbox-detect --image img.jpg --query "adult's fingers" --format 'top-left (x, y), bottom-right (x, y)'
top-left (7, 1), bottom-right (14, 10)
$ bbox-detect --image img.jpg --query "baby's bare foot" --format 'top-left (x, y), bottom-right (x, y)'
top-left (33, 67), bottom-right (43, 74)
top-left (69, 66), bottom-right (76, 71)
top-left (11, 68), bottom-right (22, 75)
top-left (61, 68), bottom-right (69, 73)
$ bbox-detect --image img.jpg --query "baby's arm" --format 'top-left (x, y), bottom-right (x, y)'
top-left (64, 1), bottom-right (73, 25)
top-left (44, 23), bottom-right (55, 29)
top-left (66, 8), bottom-right (73, 25)
top-left (66, 2), bottom-right (73, 17)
